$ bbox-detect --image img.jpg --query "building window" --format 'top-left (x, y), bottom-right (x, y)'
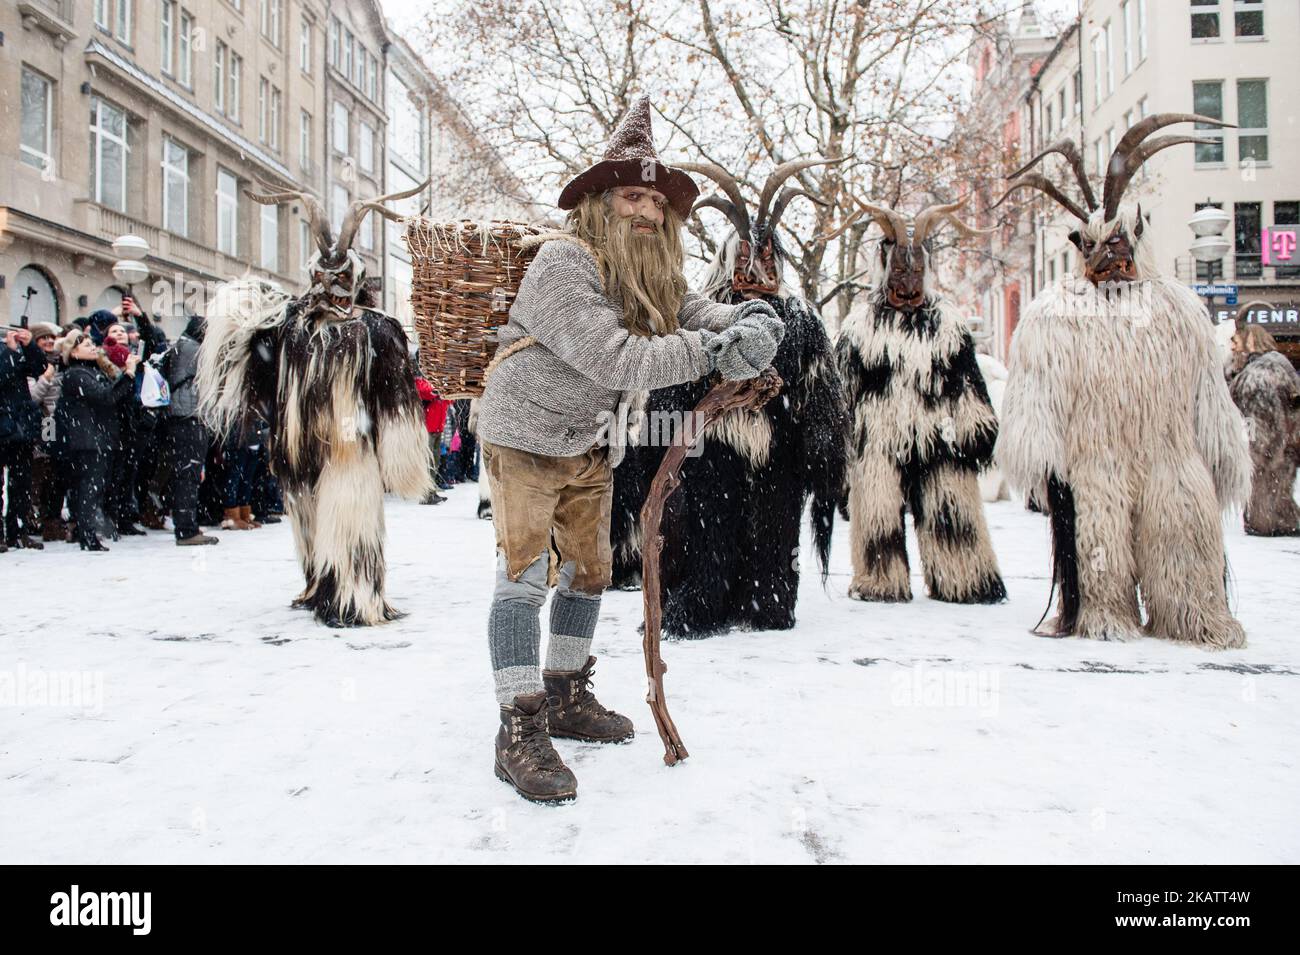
top-left (260, 0), bottom-right (281, 47)
top-left (1044, 102), bottom-right (1053, 138)
top-left (1137, 0), bottom-right (1148, 60)
top-left (300, 17), bottom-right (312, 73)
top-left (1122, 109), bottom-right (1133, 132)
top-left (331, 183), bottom-right (348, 231)
top-left (1237, 79), bottom-right (1268, 162)
top-left (332, 100), bottom-right (349, 154)
top-left (345, 32), bottom-right (354, 84)
top-left (1094, 137), bottom-right (1104, 178)
top-left (229, 54), bottom-right (242, 122)
top-left (161, 137), bottom-right (189, 236)
top-left (1073, 69), bottom-right (1083, 115)
top-left (179, 10), bottom-right (193, 87)
top-left (329, 17), bottom-right (340, 68)
top-left (300, 110), bottom-right (312, 170)
top-left (1103, 21), bottom-right (1114, 95)
top-left (1235, 202), bottom-right (1262, 278)
top-left (299, 219), bottom-right (311, 268)
top-left (1191, 0), bottom-right (1221, 39)
top-left (1090, 32), bottom-right (1105, 105)
top-left (95, 0), bottom-right (110, 31)
top-left (1057, 86), bottom-right (1067, 127)
top-left (271, 86), bottom-right (282, 151)
top-left (359, 214), bottom-right (374, 252)
top-left (258, 78), bottom-right (268, 143)
top-left (367, 57), bottom-right (379, 102)
top-left (1234, 0), bottom-right (1264, 38)
top-left (217, 168), bottom-right (239, 256)
top-left (1274, 202), bottom-right (1300, 278)
top-left (359, 121), bottom-right (374, 174)
top-left (115, 0), bottom-right (132, 43)
top-left (20, 68), bottom-right (53, 174)
top-left (214, 41), bottom-right (226, 114)
top-left (260, 202), bottom-right (279, 272)
top-left (1192, 81), bottom-right (1225, 163)
top-left (161, 2), bottom-right (175, 75)
top-left (89, 97), bottom-right (128, 212)
top-left (1122, 1), bottom-right (1134, 74)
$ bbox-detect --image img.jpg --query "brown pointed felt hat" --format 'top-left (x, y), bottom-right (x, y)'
top-left (557, 96), bottom-right (700, 219)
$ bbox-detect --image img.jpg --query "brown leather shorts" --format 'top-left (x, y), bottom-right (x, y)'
top-left (481, 440), bottom-right (613, 595)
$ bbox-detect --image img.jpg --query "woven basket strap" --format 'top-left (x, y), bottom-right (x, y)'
top-left (482, 334), bottom-right (539, 384)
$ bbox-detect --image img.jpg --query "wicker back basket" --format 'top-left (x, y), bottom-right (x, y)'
top-left (405, 219), bottom-right (544, 399)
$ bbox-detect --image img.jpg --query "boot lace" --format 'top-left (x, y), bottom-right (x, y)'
top-left (515, 705), bottom-right (565, 769)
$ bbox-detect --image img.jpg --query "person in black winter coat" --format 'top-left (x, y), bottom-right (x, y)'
top-left (156, 314), bottom-right (218, 546)
top-left (1, 325), bottom-right (47, 550)
top-left (54, 329), bottom-right (139, 551)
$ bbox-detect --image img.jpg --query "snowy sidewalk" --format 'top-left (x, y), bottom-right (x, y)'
top-left (1, 485), bottom-right (1296, 863)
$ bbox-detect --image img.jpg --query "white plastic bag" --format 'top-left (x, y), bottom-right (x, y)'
top-left (140, 363), bottom-right (171, 408)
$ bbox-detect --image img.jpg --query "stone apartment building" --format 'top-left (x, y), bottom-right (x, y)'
top-left (1028, 0), bottom-right (1299, 357)
top-left (2, 0), bottom-right (530, 339)
top-left (960, 0), bottom-right (1299, 361)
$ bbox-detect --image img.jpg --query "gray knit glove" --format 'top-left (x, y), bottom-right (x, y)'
top-left (703, 301), bottom-right (784, 380)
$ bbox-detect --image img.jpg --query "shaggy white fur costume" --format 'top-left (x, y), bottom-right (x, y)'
top-left (997, 207), bottom-right (1251, 648)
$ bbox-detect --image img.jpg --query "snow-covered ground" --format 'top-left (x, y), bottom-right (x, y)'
top-left (2, 485), bottom-right (1296, 864)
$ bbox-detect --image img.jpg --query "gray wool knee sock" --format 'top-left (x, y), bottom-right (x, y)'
top-left (489, 551), bottom-right (549, 705)
top-left (545, 589), bottom-right (601, 673)
top-left (489, 601), bottom-right (543, 705)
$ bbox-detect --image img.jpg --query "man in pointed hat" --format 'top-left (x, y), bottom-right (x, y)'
top-left (476, 95), bottom-right (786, 803)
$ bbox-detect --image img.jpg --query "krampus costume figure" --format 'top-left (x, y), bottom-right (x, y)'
top-left (835, 198), bottom-right (1006, 604)
top-left (609, 159), bottom-right (849, 636)
top-left (1226, 323), bottom-right (1300, 536)
top-left (198, 182), bottom-right (432, 627)
top-left (995, 113), bottom-right (1251, 648)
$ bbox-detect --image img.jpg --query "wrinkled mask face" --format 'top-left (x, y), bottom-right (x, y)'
top-left (309, 249), bottom-right (366, 318)
top-left (883, 241), bottom-right (927, 311)
top-left (732, 238), bottom-right (781, 298)
top-left (1074, 219), bottom-right (1142, 286)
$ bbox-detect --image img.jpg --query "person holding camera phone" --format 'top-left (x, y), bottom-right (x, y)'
top-left (53, 329), bottom-right (139, 551)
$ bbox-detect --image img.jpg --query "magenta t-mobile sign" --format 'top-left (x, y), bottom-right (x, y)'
top-left (1261, 226), bottom-right (1298, 266)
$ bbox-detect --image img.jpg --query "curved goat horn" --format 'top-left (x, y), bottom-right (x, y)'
top-left (673, 162), bottom-right (752, 236)
top-left (692, 194), bottom-right (751, 237)
top-left (1103, 113), bottom-right (1235, 219)
top-left (849, 195), bottom-right (908, 244)
top-left (994, 174), bottom-right (1090, 223)
top-left (914, 198), bottom-right (968, 243)
top-left (1009, 138), bottom-right (1098, 212)
top-left (336, 179), bottom-right (431, 254)
top-left (756, 157), bottom-right (845, 234)
top-left (768, 186), bottom-right (828, 232)
top-left (245, 176), bottom-right (334, 257)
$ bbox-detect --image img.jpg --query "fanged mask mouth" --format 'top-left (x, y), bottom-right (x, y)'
top-left (1086, 257), bottom-right (1138, 284)
top-left (887, 287), bottom-right (926, 309)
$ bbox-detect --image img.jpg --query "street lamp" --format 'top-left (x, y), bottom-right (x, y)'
top-left (111, 233), bottom-right (150, 317)
top-left (1189, 206), bottom-right (1231, 321)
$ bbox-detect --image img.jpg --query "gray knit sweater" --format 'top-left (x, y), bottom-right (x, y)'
top-left (476, 238), bottom-right (742, 462)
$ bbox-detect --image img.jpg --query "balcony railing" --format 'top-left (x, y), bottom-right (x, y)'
top-left (1173, 254), bottom-right (1300, 286)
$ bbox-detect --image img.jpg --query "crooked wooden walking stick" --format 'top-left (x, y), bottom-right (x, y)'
top-left (641, 368), bottom-right (783, 765)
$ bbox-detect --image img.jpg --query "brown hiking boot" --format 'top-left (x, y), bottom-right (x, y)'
top-left (543, 656), bottom-right (634, 744)
top-left (177, 531), bottom-right (220, 546)
top-left (239, 505), bottom-right (263, 528)
top-left (42, 518), bottom-right (67, 542)
top-left (494, 691), bottom-right (577, 803)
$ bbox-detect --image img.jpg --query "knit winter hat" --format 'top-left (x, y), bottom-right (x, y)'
top-left (58, 329), bottom-right (89, 364)
top-left (29, 322), bottom-right (60, 342)
top-left (557, 95), bottom-right (700, 219)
